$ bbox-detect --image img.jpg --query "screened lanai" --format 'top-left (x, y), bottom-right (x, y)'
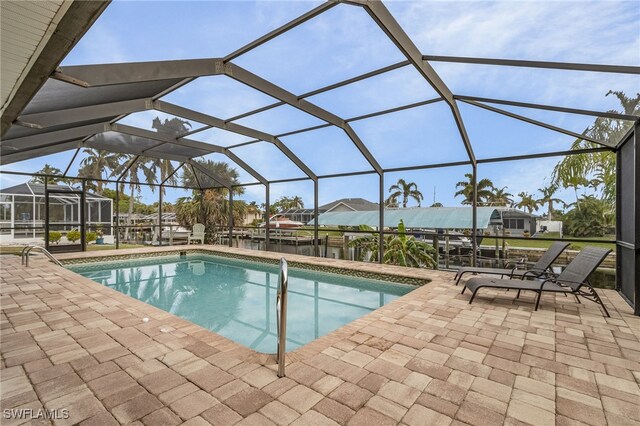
top-left (0, 0), bottom-right (638, 314)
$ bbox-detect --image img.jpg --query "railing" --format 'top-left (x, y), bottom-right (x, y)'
top-left (22, 245), bottom-right (63, 267)
top-left (276, 257), bottom-right (288, 378)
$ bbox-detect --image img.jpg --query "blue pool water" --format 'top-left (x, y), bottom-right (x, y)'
top-left (69, 254), bottom-right (414, 353)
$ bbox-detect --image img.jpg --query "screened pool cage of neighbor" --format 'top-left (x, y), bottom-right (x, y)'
top-left (0, 1), bottom-right (638, 313)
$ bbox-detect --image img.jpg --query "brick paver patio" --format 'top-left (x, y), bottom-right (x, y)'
top-left (1, 246), bottom-right (639, 425)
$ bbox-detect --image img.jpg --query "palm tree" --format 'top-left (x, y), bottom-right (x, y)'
top-left (348, 220), bottom-right (436, 268)
top-left (32, 164), bottom-right (66, 184)
top-left (150, 117), bottom-right (191, 191)
top-left (488, 186), bottom-right (513, 207)
top-left (78, 148), bottom-right (123, 194)
top-left (112, 156), bottom-right (157, 240)
top-left (515, 192), bottom-right (540, 214)
top-left (387, 179), bottom-right (423, 208)
top-left (176, 160), bottom-right (245, 241)
top-left (385, 196), bottom-right (399, 208)
top-left (455, 173), bottom-right (494, 206)
top-left (536, 185), bottom-right (564, 220)
top-left (553, 91), bottom-right (639, 209)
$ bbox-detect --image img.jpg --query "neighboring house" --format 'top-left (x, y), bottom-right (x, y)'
top-left (279, 198), bottom-right (379, 223)
top-left (498, 208), bottom-right (538, 236)
top-left (320, 198), bottom-right (379, 213)
top-left (0, 182), bottom-right (113, 244)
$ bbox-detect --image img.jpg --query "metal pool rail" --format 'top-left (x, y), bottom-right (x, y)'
top-left (276, 257), bottom-right (288, 377)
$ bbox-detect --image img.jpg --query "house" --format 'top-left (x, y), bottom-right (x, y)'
top-left (498, 208), bottom-right (538, 236)
top-left (278, 198), bottom-right (379, 223)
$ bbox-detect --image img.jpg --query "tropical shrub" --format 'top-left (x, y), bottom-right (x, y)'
top-left (66, 229), bottom-right (81, 243)
top-left (348, 220), bottom-right (436, 268)
top-left (86, 231), bottom-right (97, 243)
top-left (563, 196), bottom-right (610, 237)
top-left (47, 231), bottom-right (61, 244)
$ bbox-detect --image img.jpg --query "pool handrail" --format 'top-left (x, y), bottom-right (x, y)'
top-left (24, 245), bottom-right (62, 267)
top-left (276, 257), bottom-right (288, 377)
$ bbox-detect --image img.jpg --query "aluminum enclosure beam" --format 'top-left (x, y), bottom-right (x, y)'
top-left (17, 98), bottom-right (150, 128)
top-left (223, 62), bottom-right (383, 174)
top-left (189, 159), bottom-right (233, 190)
top-left (1, 122), bottom-right (110, 154)
top-left (154, 101), bottom-right (316, 181)
top-left (108, 123), bottom-right (270, 184)
top-left (223, 60), bottom-right (411, 124)
top-left (455, 95), bottom-right (639, 122)
top-left (461, 99), bottom-right (614, 148)
top-left (423, 55), bottom-right (640, 75)
top-left (223, 2), bottom-right (338, 62)
top-left (345, 0), bottom-right (476, 165)
top-left (57, 58), bottom-right (224, 87)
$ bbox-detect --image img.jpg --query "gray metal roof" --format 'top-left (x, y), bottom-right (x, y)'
top-left (314, 207), bottom-right (502, 229)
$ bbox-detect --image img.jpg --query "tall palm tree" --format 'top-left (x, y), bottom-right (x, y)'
top-left (176, 160), bottom-right (245, 241)
top-left (536, 185), bottom-right (564, 220)
top-left (78, 148), bottom-right (123, 194)
top-left (150, 117), bottom-right (191, 191)
top-left (387, 179), bottom-right (423, 208)
top-left (515, 192), bottom-right (540, 214)
top-left (455, 173), bottom-right (494, 206)
top-left (32, 164), bottom-right (66, 184)
top-left (112, 156), bottom-right (157, 240)
top-left (489, 186), bottom-right (513, 207)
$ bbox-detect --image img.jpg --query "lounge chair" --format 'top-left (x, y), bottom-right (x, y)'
top-left (454, 241), bottom-right (570, 285)
top-left (462, 247), bottom-right (612, 317)
top-left (187, 223), bottom-right (205, 245)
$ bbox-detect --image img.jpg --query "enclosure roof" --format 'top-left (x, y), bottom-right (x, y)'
top-left (320, 198), bottom-right (380, 212)
top-left (315, 207), bottom-right (502, 229)
top-left (0, 182), bottom-right (108, 198)
top-left (0, 0), bottom-right (638, 189)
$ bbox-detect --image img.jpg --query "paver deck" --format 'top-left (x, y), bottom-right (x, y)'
top-left (1, 246), bottom-right (639, 425)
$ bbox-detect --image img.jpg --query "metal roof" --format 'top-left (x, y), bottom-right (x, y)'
top-left (0, 182), bottom-right (108, 199)
top-left (315, 207), bottom-right (502, 229)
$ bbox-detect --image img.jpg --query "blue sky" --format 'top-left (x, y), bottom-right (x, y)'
top-left (2, 0), bottom-right (639, 212)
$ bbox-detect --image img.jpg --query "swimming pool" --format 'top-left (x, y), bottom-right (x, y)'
top-left (69, 254), bottom-right (414, 353)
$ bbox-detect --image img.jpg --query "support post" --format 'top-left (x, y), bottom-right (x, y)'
top-left (115, 188), bottom-right (120, 249)
top-left (314, 180), bottom-right (319, 257)
top-left (158, 186), bottom-right (163, 246)
top-left (44, 179), bottom-right (49, 251)
top-left (228, 190), bottom-right (233, 247)
top-left (265, 184), bottom-right (270, 252)
top-left (81, 180), bottom-right (86, 252)
top-left (616, 122), bottom-right (639, 315)
top-left (379, 173), bottom-right (385, 263)
top-left (471, 165), bottom-right (478, 267)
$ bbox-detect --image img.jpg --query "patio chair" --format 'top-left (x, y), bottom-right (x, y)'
top-left (454, 241), bottom-right (570, 285)
top-left (462, 246), bottom-right (612, 317)
top-left (187, 223), bottom-right (205, 245)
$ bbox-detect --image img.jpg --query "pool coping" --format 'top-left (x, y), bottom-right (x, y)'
top-left (50, 245), bottom-right (452, 363)
top-left (58, 245), bottom-right (432, 287)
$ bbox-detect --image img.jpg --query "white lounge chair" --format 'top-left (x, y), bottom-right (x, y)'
top-left (188, 223), bottom-right (205, 245)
